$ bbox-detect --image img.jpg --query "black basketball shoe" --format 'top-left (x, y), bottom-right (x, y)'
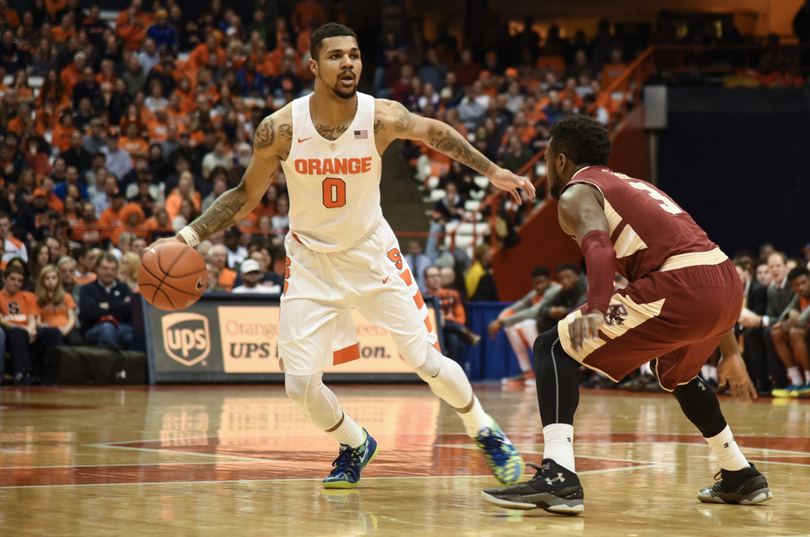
top-left (481, 459), bottom-right (584, 515)
top-left (697, 463), bottom-right (773, 505)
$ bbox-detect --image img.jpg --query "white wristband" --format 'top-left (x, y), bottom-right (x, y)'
top-left (178, 226), bottom-right (200, 248)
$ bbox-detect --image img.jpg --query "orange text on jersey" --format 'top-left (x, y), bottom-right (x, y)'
top-left (294, 157), bottom-right (372, 176)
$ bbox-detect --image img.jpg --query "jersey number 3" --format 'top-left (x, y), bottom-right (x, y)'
top-left (629, 182), bottom-right (682, 215)
top-left (322, 177), bottom-right (346, 208)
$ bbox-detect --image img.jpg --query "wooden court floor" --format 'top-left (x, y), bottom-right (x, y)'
top-left (0, 383), bottom-right (808, 537)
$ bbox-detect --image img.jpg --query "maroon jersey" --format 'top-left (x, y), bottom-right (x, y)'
top-left (563, 166), bottom-right (717, 283)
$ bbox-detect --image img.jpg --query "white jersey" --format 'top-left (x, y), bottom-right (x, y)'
top-left (280, 92), bottom-right (383, 253)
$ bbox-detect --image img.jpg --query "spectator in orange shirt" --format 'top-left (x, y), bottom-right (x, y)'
top-left (60, 51), bottom-right (86, 95)
top-left (187, 35), bottom-right (224, 77)
top-left (51, 111), bottom-right (77, 153)
top-left (165, 172), bottom-right (201, 220)
top-left (600, 47), bottom-right (627, 92)
top-left (39, 177), bottom-right (64, 213)
top-left (25, 138), bottom-right (52, 180)
top-left (116, 202), bottom-right (145, 244)
top-left (70, 200), bottom-right (103, 246)
top-left (116, 3), bottom-right (150, 51)
top-left (291, 0), bottom-right (326, 33)
top-left (97, 191), bottom-right (127, 241)
top-left (44, 0), bottom-right (66, 19)
top-left (424, 266), bottom-right (480, 365)
top-left (147, 107), bottom-right (171, 143)
top-left (208, 244), bottom-right (236, 291)
top-left (6, 101), bottom-right (31, 136)
top-left (51, 12), bottom-right (78, 43)
top-left (95, 58), bottom-right (116, 86)
top-left (252, 42), bottom-right (276, 77)
top-left (40, 68), bottom-right (71, 111)
top-left (559, 77), bottom-right (584, 108)
top-left (35, 264), bottom-right (81, 345)
top-left (1, 265), bottom-right (65, 384)
top-left (0, 0), bottom-right (20, 28)
top-left (120, 122), bottom-right (150, 163)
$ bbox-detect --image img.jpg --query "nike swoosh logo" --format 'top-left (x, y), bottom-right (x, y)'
top-left (298, 137), bottom-right (312, 143)
top-left (382, 277), bottom-right (389, 284)
top-left (196, 277), bottom-right (206, 291)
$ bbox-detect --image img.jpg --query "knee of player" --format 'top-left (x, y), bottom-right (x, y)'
top-left (284, 374), bottom-right (308, 403)
top-left (789, 326), bottom-right (807, 341)
top-left (532, 329), bottom-right (559, 372)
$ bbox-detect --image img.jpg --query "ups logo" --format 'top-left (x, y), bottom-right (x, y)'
top-left (162, 313), bottom-right (211, 366)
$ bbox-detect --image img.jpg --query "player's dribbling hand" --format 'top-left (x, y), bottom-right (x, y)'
top-left (148, 236), bottom-right (184, 253)
top-left (718, 353), bottom-right (757, 403)
top-left (488, 168), bottom-right (536, 205)
top-left (568, 311), bottom-right (604, 352)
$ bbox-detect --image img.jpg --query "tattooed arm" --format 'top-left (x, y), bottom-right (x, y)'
top-left (375, 99), bottom-right (536, 203)
top-left (172, 106), bottom-right (292, 244)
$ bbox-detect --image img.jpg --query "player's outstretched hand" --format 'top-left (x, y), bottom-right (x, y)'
top-left (568, 311), bottom-right (604, 352)
top-left (488, 168), bottom-right (536, 205)
top-left (487, 319), bottom-right (503, 339)
top-left (718, 353), bottom-right (757, 403)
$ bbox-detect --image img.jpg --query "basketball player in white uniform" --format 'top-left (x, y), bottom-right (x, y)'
top-left (159, 23), bottom-right (536, 488)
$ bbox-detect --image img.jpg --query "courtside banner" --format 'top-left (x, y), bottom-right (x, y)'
top-left (136, 294), bottom-right (443, 384)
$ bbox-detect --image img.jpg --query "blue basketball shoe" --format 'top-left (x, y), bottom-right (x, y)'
top-left (323, 428), bottom-right (379, 489)
top-left (475, 419), bottom-right (525, 485)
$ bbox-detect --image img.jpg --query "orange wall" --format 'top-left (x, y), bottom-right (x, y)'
top-left (491, 107), bottom-right (649, 302)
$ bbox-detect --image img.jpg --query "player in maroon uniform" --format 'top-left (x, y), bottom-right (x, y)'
top-left (482, 116), bottom-right (772, 514)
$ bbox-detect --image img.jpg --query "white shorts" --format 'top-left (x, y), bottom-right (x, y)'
top-left (279, 220), bottom-right (440, 376)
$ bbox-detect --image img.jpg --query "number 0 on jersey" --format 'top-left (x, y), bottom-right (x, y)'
top-left (322, 177), bottom-right (347, 208)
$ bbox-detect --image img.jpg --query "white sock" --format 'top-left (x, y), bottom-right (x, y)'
top-left (705, 425), bottom-right (749, 471)
top-left (457, 396), bottom-right (493, 437)
top-left (327, 412), bottom-right (365, 448)
top-left (804, 370), bottom-right (810, 385)
top-left (543, 424), bottom-right (576, 473)
top-left (787, 366), bottom-right (803, 386)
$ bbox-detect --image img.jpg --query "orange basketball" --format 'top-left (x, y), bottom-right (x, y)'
top-left (138, 241), bottom-right (208, 311)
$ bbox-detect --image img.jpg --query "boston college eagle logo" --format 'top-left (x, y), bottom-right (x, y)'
top-left (605, 304), bottom-right (629, 326)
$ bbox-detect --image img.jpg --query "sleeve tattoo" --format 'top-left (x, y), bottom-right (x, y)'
top-left (428, 128), bottom-right (493, 175)
top-left (188, 179), bottom-right (248, 240)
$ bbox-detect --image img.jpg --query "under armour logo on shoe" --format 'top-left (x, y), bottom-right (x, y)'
top-left (723, 442), bottom-right (729, 449)
top-left (545, 473), bottom-right (566, 485)
top-left (699, 381), bottom-right (706, 391)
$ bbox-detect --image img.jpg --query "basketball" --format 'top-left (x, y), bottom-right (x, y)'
top-left (138, 241), bottom-right (208, 311)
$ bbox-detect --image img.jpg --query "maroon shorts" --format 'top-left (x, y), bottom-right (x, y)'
top-left (558, 255), bottom-right (743, 391)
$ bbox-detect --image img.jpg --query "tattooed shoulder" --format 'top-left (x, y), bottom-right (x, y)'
top-left (253, 117), bottom-right (274, 150)
top-left (391, 101), bottom-right (413, 133)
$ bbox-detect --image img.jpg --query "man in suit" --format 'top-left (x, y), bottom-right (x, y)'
top-left (735, 259), bottom-right (769, 393)
top-left (739, 252), bottom-right (795, 391)
top-left (404, 240), bottom-right (432, 293)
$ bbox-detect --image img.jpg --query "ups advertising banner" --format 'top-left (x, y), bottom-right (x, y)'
top-left (142, 295), bottom-right (442, 383)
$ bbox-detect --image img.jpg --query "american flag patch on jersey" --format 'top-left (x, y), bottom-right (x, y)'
top-left (354, 130), bottom-right (368, 139)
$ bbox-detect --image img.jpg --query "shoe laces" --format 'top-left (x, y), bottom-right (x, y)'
top-left (478, 429), bottom-right (511, 466)
top-left (526, 461), bottom-right (550, 482)
top-left (329, 445), bottom-right (362, 480)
